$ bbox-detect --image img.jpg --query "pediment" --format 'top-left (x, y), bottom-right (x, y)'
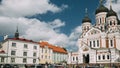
top-left (86, 27), bottom-right (101, 36)
top-left (81, 45), bottom-right (90, 52)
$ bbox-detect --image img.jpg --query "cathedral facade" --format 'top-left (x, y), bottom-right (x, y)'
top-left (78, 1), bottom-right (120, 64)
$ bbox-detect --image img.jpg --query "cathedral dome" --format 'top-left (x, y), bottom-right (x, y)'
top-left (95, 4), bottom-right (109, 14)
top-left (107, 6), bottom-right (117, 17)
top-left (82, 16), bottom-right (91, 23)
top-left (82, 8), bottom-right (91, 23)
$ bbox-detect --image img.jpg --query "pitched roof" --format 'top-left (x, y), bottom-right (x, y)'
top-left (39, 41), bottom-right (67, 54)
top-left (0, 50), bottom-right (5, 53)
top-left (7, 38), bottom-right (38, 44)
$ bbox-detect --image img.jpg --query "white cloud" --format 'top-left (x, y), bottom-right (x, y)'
top-left (0, 0), bottom-right (67, 17)
top-left (0, 16), bottom-right (82, 51)
top-left (0, 0), bottom-right (81, 52)
top-left (105, 0), bottom-right (120, 19)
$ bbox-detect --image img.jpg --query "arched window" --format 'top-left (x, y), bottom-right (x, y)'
top-left (110, 40), bottom-right (113, 47)
top-left (73, 57), bottom-right (74, 61)
top-left (113, 21), bottom-right (115, 25)
top-left (90, 41), bottom-right (92, 47)
top-left (107, 55), bottom-right (109, 59)
top-left (103, 55), bottom-right (105, 60)
top-left (110, 21), bottom-right (112, 25)
top-left (87, 26), bottom-right (89, 30)
top-left (93, 41), bottom-right (95, 47)
top-left (97, 40), bottom-right (99, 47)
top-left (98, 55), bottom-right (101, 60)
top-left (100, 18), bottom-right (101, 24)
top-left (101, 26), bottom-right (103, 31)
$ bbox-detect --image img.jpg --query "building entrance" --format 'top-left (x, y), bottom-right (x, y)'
top-left (83, 54), bottom-right (89, 63)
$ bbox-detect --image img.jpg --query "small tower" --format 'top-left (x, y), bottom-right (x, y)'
top-left (106, 0), bottom-right (118, 32)
top-left (14, 25), bottom-right (19, 38)
top-left (95, 0), bottom-right (108, 31)
top-left (82, 8), bottom-right (92, 34)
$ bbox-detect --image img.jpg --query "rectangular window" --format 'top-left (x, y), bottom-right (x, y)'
top-left (103, 55), bottom-right (105, 60)
top-left (93, 41), bottom-right (95, 47)
top-left (24, 44), bottom-right (28, 48)
top-left (33, 52), bottom-right (36, 57)
top-left (34, 46), bottom-right (37, 49)
top-left (45, 56), bottom-right (47, 59)
top-left (110, 40), bottom-right (113, 47)
top-left (73, 57), bottom-right (74, 61)
top-left (1, 57), bottom-right (4, 62)
top-left (11, 58), bottom-right (15, 63)
top-left (45, 49), bottom-right (47, 53)
top-left (41, 55), bottom-right (43, 59)
top-left (12, 43), bottom-right (16, 47)
top-left (98, 55), bottom-right (101, 60)
top-left (42, 48), bottom-right (43, 53)
top-left (76, 57), bottom-right (78, 61)
top-left (33, 59), bottom-right (36, 63)
top-left (107, 55), bottom-right (109, 59)
top-left (97, 40), bottom-right (99, 47)
top-left (90, 41), bottom-right (92, 47)
top-left (23, 58), bottom-right (27, 63)
top-left (23, 52), bottom-right (27, 56)
top-left (11, 51), bottom-right (16, 55)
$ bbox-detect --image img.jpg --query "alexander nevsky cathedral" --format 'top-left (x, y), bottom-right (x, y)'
top-left (77, 0), bottom-right (120, 65)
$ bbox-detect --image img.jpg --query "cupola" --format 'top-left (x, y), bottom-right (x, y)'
top-left (95, 0), bottom-right (108, 14)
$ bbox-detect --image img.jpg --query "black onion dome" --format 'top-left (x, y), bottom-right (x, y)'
top-left (82, 16), bottom-right (91, 23)
top-left (107, 6), bottom-right (117, 17)
top-left (118, 20), bottom-right (120, 25)
top-left (95, 4), bottom-right (109, 14)
top-left (82, 8), bottom-right (91, 23)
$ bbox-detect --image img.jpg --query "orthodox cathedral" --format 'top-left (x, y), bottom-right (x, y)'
top-left (77, 0), bottom-right (120, 64)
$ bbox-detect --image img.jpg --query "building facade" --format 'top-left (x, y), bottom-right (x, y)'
top-left (0, 28), bottom-right (40, 67)
top-left (77, 1), bottom-right (120, 65)
top-left (39, 41), bottom-right (68, 64)
top-left (39, 41), bottom-right (53, 64)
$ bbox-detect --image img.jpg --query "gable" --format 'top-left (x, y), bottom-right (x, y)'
top-left (85, 27), bottom-right (101, 36)
top-left (80, 44), bottom-right (91, 52)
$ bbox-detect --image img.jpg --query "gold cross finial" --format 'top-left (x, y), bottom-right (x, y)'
top-left (110, 0), bottom-right (112, 9)
top-left (85, 8), bottom-right (88, 16)
top-left (100, 0), bottom-right (103, 4)
top-left (85, 8), bottom-right (88, 14)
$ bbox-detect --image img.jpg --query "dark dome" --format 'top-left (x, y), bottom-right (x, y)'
top-left (107, 7), bottom-right (117, 17)
top-left (82, 16), bottom-right (91, 23)
top-left (95, 4), bottom-right (109, 14)
top-left (118, 20), bottom-right (120, 25)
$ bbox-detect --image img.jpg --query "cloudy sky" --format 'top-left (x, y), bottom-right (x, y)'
top-left (0, 0), bottom-right (120, 52)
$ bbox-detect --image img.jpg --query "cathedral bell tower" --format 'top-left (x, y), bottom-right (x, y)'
top-left (106, 1), bottom-right (118, 33)
top-left (82, 8), bottom-right (92, 34)
top-left (95, 0), bottom-right (108, 31)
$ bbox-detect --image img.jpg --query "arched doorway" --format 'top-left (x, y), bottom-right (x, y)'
top-left (83, 54), bottom-right (89, 63)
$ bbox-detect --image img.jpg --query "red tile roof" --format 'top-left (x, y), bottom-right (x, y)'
top-left (0, 50), bottom-right (5, 53)
top-left (8, 38), bottom-right (38, 44)
top-left (39, 41), bottom-right (67, 54)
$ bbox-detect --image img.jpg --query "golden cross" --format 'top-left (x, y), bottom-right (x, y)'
top-left (85, 8), bottom-right (88, 14)
top-left (100, 0), bottom-right (103, 4)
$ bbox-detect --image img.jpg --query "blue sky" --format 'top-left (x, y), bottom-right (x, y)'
top-left (0, 0), bottom-right (120, 51)
top-left (29, 0), bottom-right (99, 35)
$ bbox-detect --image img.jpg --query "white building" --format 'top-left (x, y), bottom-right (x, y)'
top-left (67, 52), bottom-right (78, 64)
top-left (39, 41), bottom-right (68, 64)
top-left (78, 1), bottom-right (120, 65)
top-left (0, 28), bottom-right (40, 67)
